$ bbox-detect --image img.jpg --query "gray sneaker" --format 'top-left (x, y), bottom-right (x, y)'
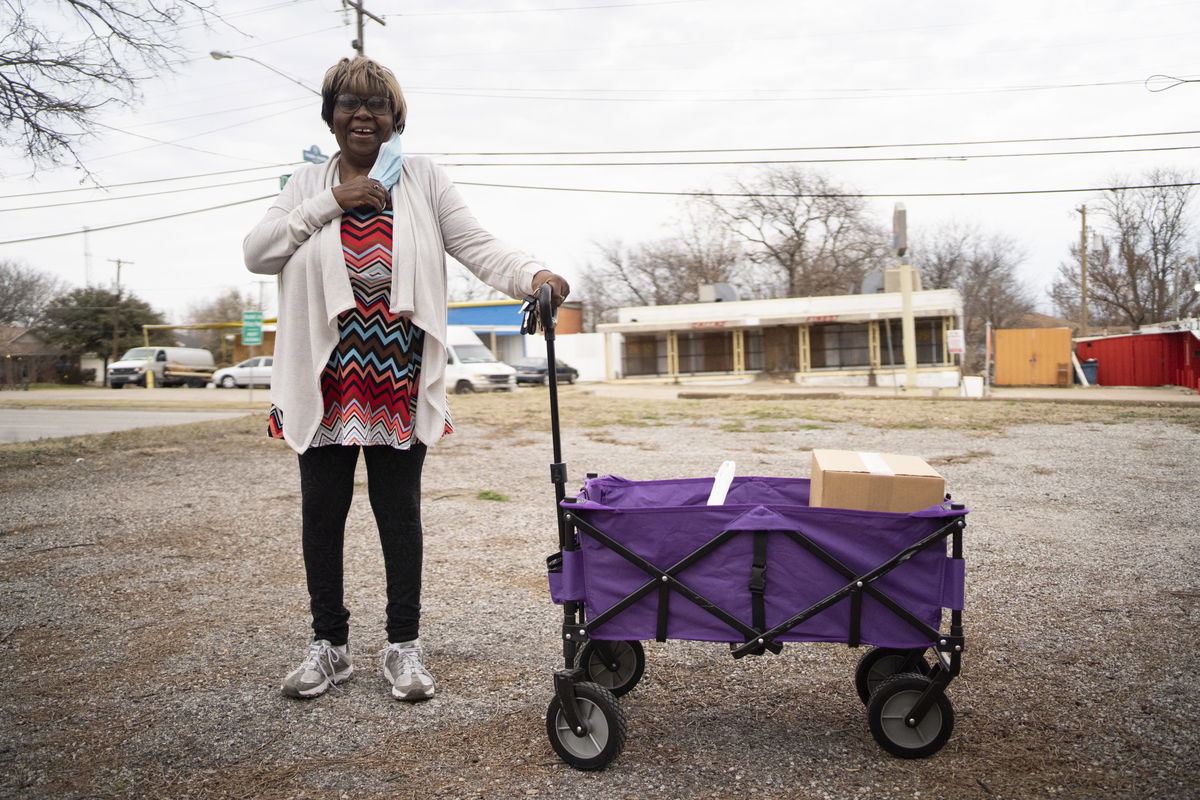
top-left (381, 639), bottom-right (435, 701)
top-left (281, 640), bottom-right (353, 699)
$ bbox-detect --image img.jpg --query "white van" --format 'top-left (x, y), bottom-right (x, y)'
top-left (107, 346), bottom-right (216, 389)
top-left (445, 326), bottom-right (516, 394)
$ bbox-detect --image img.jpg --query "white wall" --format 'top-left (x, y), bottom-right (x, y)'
top-left (520, 332), bottom-right (608, 382)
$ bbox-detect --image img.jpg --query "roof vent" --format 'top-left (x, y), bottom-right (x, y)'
top-left (698, 283), bottom-right (739, 302)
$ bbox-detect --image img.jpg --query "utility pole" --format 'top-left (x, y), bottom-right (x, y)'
top-left (83, 226), bottom-right (92, 286)
top-left (893, 203), bottom-right (918, 391)
top-left (1078, 205), bottom-right (1088, 337)
top-left (109, 258), bottom-right (133, 361)
top-left (252, 279), bottom-right (273, 312)
top-left (342, 0), bottom-right (386, 56)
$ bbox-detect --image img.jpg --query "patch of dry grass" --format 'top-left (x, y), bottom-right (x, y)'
top-left (449, 390), bottom-right (1200, 436)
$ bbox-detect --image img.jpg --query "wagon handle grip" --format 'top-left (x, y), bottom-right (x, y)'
top-left (539, 284), bottom-right (564, 469)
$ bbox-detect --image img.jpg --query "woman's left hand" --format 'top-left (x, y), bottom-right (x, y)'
top-left (531, 270), bottom-right (570, 307)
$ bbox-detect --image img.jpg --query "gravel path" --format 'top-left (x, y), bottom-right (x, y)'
top-left (1, 391), bottom-right (1196, 800)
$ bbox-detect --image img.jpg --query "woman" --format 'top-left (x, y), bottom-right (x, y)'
top-left (244, 56), bottom-right (569, 701)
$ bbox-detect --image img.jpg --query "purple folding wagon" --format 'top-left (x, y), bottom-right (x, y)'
top-left (522, 289), bottom-right (968, 771)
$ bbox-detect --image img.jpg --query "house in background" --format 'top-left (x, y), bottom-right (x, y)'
top-left (0, 326), bottom-right (79, 387)
top-left (597, 288), bottom-right (964, 387)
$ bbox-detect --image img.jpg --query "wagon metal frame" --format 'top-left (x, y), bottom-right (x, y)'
top-left (522, 287), bottom-right (968, 771)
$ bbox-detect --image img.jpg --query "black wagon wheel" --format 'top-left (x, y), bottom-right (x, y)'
top-left (854, 647), bottom-right (932, 705)
top-left (866, 672), bottom-right (955, 759)
top-left (576, 640), bottom-right (645, 697)
top-left (545, 682), bottom-right (627, 770)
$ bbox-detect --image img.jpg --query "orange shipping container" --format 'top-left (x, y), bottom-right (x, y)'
top-left (994, 328), bottom-right (1073, 386)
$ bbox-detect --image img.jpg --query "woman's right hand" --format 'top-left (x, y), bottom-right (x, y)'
top-left (332, 176), bottom-right (390, 212)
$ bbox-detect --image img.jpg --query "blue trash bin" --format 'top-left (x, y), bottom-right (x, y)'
top-left (1080, 358), bottom-right (1098, 385)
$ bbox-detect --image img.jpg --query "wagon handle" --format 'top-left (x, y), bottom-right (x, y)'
top-left (521, 284), bottom-right (569, 540)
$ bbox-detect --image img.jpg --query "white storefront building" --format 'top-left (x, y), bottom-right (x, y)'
top-left (597, 288), bottom-right (964, 388)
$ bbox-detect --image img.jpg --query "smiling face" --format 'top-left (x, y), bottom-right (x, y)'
top-left (331, 95), bottom-right (394, 171)
top-left (320, 57), bottom-right (408, 175)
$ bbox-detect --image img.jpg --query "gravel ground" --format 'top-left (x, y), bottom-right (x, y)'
top-left (0, 390), bottom-right (1197, 800)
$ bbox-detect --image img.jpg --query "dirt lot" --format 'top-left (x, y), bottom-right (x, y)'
top-left (1, 390), bottom-right (1197, 799)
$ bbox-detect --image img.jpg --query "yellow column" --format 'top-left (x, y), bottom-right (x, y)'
top-left (666, 331), bottom-right (679, 377)
top-left (900, 262), bottom-right (917, 390)
top-left (732, 329), bottom-right (745, 373)
top-left (797, 325), bottom-right (811, 373)
top-left (869, 320), bottom-right (881, 369)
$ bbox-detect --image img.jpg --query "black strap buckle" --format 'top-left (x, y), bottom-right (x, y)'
top-left (749, 565), bottom-right (766, 593)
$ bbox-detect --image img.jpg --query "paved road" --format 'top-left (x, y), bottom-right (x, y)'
top-left (0, 408), bottom-right (251, 444)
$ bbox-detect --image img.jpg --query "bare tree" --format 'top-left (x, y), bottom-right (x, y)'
top-left (446, 260), bottom-right (506, 303)
top-left (700, 167), bottom-right (890, 298)
top-left (186, 287), bottom-right (256, 365)
top-left (580, 204), bottom-right (744, 327)
top-left (0, 258), bottom-right (64, 326)
top-left (1051, 169), bottom-right (1198, 328)
top-left (1, 0), bottom-right (215, 168)
top-left (911, 222), bottom-right (1035, 372)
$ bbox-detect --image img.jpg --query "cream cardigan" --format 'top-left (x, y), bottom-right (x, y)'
top-left (244, 154), bottom-right (543, 454)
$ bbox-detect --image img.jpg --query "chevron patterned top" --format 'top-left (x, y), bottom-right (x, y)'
top-left (269, 207), bottom-right (453, 448)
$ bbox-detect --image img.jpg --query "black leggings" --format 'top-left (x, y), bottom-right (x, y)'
top-left (297, 443), bottom-right (426, 646)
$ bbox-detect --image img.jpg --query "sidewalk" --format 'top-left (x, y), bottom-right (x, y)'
top-left (583, 378), bottom-right (1200, 406)
top-left (2, 381), bottom-right (1197, 410)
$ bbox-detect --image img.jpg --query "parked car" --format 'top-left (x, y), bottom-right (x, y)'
top-left (509, 356), bottom-right (578, 385)
top-left (445, 326), bottom-right (516, 394)
top-left (107, 346), bottom-right (215, 388)
top-left (212, 356), bottom-right (273, 388)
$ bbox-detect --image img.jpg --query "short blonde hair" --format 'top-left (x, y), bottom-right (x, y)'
top-left (320, 57), bottom-right (407, 133)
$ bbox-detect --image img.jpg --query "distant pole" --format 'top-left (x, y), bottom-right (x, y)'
top-left (1078, 205), bottom-right (1088, 336)
top-left (893, 203), bottom-right (918, 391)
top-left (342, 0), bottom-right (386, 56)
top-left (108, 258), bottom-right (133, 361)
top-left (83, 226), bottom-right (92, 285)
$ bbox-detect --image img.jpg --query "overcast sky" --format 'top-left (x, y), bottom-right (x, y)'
top-left (2, 0), bottom-right (1198, 322)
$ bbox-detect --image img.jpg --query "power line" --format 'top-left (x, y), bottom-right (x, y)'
top-left (453, 180), bottom-right (1200, 199)
top-left (90, 122), bottom-right (275, 165)
top-left (0, 163), bottom-right (299, 200)
top-left (4, 179), bottom-right (1195, 248)
top-left (425, 128), bottom-right (1200, 156)
top-left (5, 142), bottom-right (1192, 214)
top-left (8, 143), bottom-right (1194, 213)
top-left (0, 176), bottom-right (280, 213)
top-left (0, 194), bottom-right (277, 246)
top-left (439, 144), bottom-right (1200, 167)
top-left (131, 94), bottom-right (315, 129)
top-left (395, 0), bottom-right (707, 16)
top-left (3, 128), bottom-right (1196, 202)
top-left (404, 76), bottom-right (1149, 103)
top-left (89, 99), bottom-right (314, 163)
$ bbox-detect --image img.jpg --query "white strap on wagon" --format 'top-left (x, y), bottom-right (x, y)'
top-left (707, 460), bottom-right (736, 505)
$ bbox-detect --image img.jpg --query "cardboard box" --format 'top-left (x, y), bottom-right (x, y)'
top-left (810, 449), bottom-right (945, 513)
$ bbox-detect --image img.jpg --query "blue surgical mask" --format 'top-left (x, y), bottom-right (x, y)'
top-left (368, 133), bottom-right (404, 188)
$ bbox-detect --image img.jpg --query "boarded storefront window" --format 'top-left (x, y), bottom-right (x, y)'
top-left (810, 323), bottom-right (871, 368)
top-left (623, 334), bottom-right (664, 376)
top-left (881, 319), bottom-right (945, 366)
top-left (678, 331), bottom-right (732, 373)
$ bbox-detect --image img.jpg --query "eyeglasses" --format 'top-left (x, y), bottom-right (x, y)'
top-left (335, 94), bottom-right (393, 115)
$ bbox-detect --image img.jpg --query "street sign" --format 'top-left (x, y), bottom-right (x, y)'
top-left (242, 310), bottom-right (263, 346)
top-left (302, 145), bottom-right (328, 164)
top-left (947, 328), bottom-right (965, 355)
